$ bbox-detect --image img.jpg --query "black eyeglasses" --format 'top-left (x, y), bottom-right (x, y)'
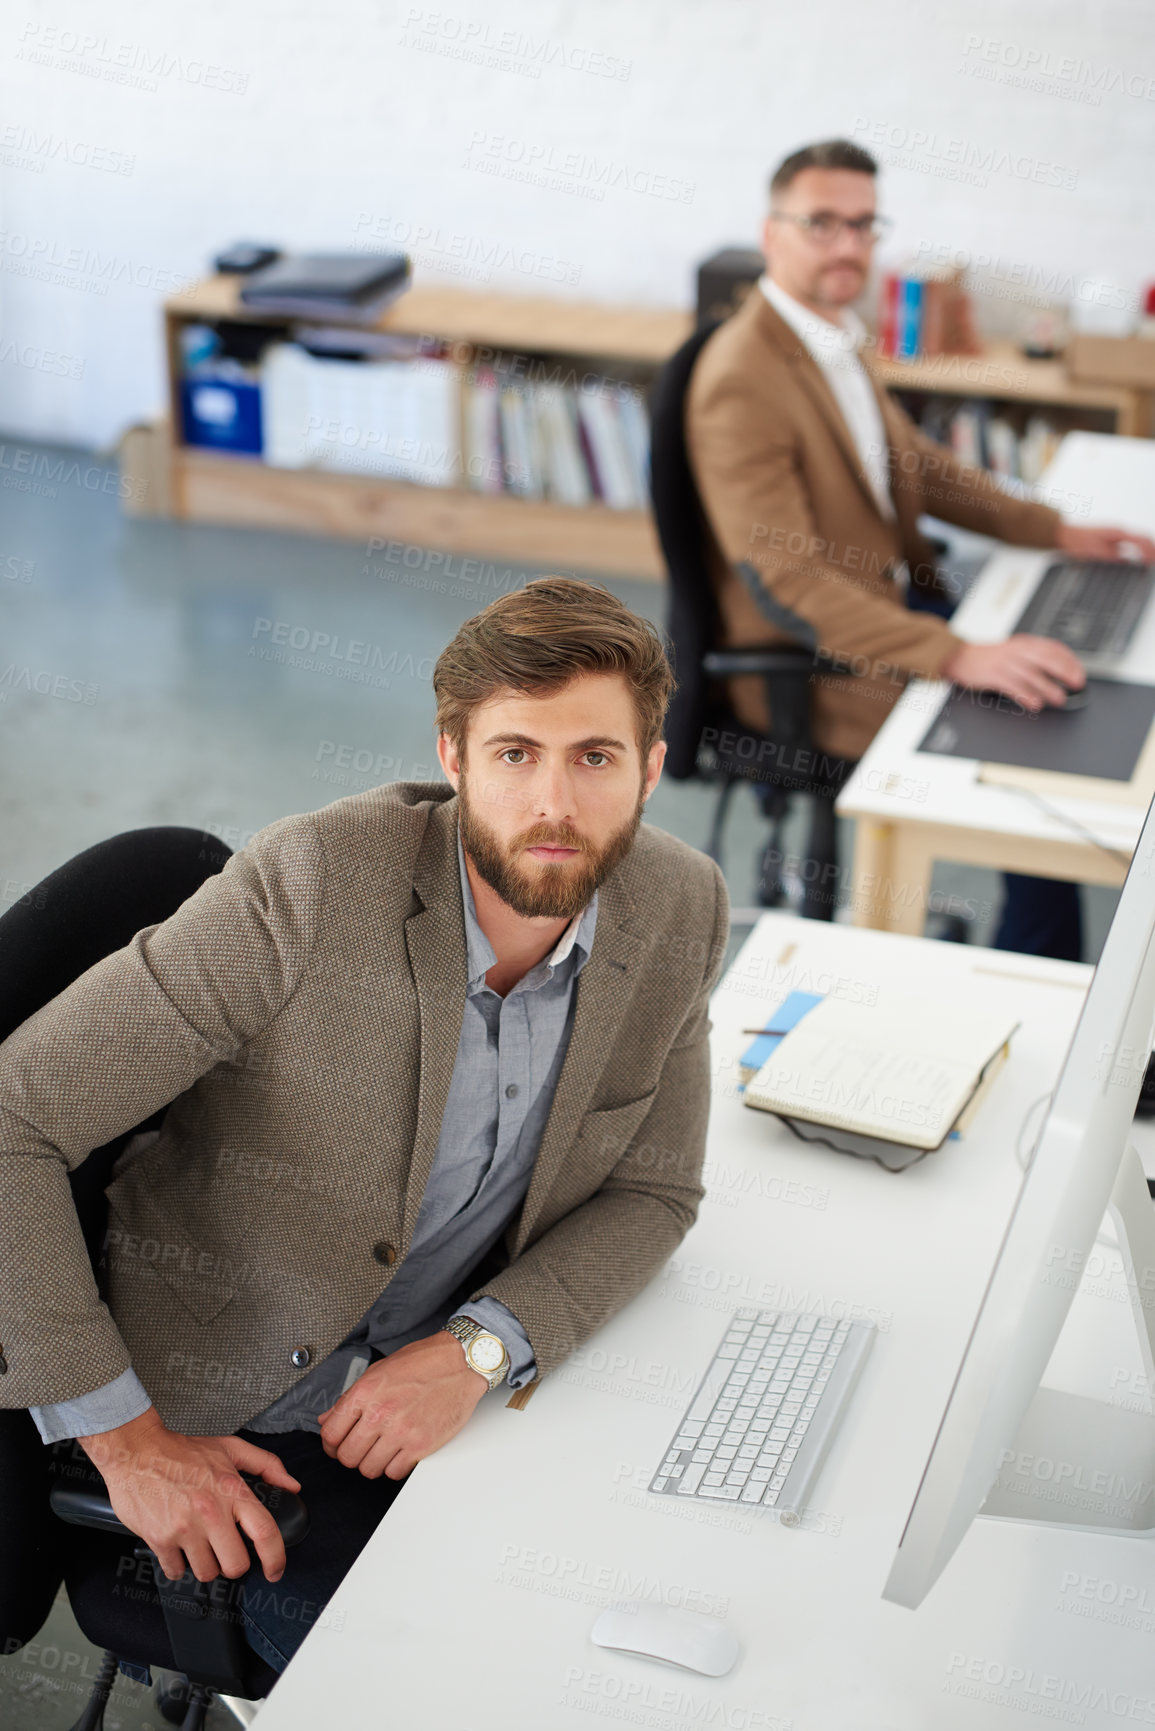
top-left (769, 211), bottom-right (893, 245)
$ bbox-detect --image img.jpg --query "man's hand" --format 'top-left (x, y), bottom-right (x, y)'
top-left (316, 1332), bottom-right (488, 1480)
top-left (940, 636), bottom-right (1086, 713)
top-left (78, 1405), bottom-right (302, 1585)
top-left (1057, 523), bottom-right (1155, 561)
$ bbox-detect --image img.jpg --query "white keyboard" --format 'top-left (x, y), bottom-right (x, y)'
top-left (649, 1307), bottom-right (875, 1525)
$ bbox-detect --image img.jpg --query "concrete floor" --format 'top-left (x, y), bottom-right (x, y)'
top-left (1, 1593), bottom-right (241, 1728)
top-left (0, 439), bottom-right (1121, 945)
top-left (0, 441), bottom-right (1119, 1727)
top-left (0, 441), bottom-right (1120, 945)
top-left (1, 446), bottom-right (744, 895)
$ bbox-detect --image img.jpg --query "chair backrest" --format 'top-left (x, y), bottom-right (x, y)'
top-left (0, 826), bottom-right (233, 1270)
top-left (0, 826), bottom-right (231, 1043)
top-left (648, 318), bottom-right (726, 779)
top-left (0, 826), bottom-right (232, 1658)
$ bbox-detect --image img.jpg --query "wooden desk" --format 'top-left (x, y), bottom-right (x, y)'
top-left (838, 432), bottom-right (1155, 935)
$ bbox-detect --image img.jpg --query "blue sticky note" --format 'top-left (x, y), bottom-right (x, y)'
top-left (738, 991), bottom-right (824, 1091)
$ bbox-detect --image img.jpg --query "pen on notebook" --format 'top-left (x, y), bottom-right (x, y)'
top-left (741, 1026), bottom-right (794, 1036)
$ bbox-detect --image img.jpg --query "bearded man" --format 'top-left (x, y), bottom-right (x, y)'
top-left (0, 575), bottom-right (730, 1676)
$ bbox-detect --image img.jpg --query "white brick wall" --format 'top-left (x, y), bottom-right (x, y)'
top-left (2, 0), bottom-right (1152, 447)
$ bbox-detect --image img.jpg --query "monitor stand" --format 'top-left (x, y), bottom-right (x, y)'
top-left (980, 1142), bottom-right (1155, 1537)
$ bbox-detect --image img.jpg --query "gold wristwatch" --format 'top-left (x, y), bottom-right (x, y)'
top-left (443, 1316), bottom-right (510, 1391)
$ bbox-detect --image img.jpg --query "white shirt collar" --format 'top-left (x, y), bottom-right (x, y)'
top-left (759, 273), bottom-right (868, 366)
top-left (541, 902), bottom-right (585, 966)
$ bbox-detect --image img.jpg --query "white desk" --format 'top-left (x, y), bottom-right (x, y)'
top-left (251, 914), bottom-right (1155, 1731)
top-left (837, 432), bottom-right (1155, 935)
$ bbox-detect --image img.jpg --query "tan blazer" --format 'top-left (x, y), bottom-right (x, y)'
top-left (685, 287), bottom-right (1064, 760)
top-left (0, 782), bottom-right (730, 1436)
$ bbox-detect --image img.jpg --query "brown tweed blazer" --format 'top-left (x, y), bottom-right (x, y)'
top-left (686, 287), bottom-right (1064, 760)
top-left (0, 782), bottom-right (730, 1436)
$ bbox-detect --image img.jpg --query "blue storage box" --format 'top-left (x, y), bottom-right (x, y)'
top-left (179, 376), bottom-right (263, 454)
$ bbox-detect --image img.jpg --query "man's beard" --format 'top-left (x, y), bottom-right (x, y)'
top-left (457, 769), bottom-right (648, 919)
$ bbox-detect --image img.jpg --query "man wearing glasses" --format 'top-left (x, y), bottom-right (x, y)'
top-left (686, 137), bottom-right (1155, 957)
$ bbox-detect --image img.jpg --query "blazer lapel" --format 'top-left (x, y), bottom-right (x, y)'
top-left (752, 294), bottom-right (890, 520)
top-left (511, 870), bottom-right (648, 1253)
top-left (866, 373), bottom-right (926, 547)
top-left (401, 795), bottom-right (468, 1245)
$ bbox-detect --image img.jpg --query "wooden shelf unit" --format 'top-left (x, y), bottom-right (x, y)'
top-left (144, 279), bottom-right (1153, 573)
top-left (872, 340), bottom-right (1152, 436)
top-left (159, 276), bottom-right (695, 579)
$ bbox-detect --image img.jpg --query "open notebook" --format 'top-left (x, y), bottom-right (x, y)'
top-left (743, 993), bottom-right (1020, 1154)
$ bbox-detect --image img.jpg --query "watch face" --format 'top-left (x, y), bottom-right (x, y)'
top-left (468, 1334), bottom-right (506, 1373)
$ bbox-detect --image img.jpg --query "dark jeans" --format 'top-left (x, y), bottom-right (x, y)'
top-left (907, 570), bottom-right (1083, 961)
top-left (992, 872), bottom-right (1083, 962)
top-left (233, 1424), bottom-right (409, 1675)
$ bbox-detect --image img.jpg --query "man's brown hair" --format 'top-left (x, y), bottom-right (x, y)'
top-left (433, 576), bottom-right (675, 762)
top-left (769, 138), bottom-right (878, 198)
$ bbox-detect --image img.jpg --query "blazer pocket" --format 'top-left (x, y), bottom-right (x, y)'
top-left (105, 1197), bottom-right (239, 1326)
top-left (574, 1088), bottom-right (659, 1167)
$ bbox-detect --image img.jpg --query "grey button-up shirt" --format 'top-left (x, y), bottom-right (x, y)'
top-left (29, 821), bottom-right (597, 1443)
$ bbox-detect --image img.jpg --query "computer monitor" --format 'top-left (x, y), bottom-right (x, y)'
top-left (883, 793), bottom-right (1155, 1608)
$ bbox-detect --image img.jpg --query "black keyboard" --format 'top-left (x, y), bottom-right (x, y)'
top-left (1013, 559), bottom-right (1155, 656)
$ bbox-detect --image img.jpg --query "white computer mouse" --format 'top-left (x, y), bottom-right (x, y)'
top-left (591, 1601), bottom-right (740, 1676)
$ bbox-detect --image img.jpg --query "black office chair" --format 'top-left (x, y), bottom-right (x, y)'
top-left (649, 319), bottom-right (858, 917)
top-left (0, 827), bottom-right (309, 1730)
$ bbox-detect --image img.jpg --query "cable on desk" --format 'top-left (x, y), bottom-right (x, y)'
top-left (1015, 1092), bottom-right (1052, 1172)
top-left (997, 784), bottom-right (1133, 868)
top-left (778, 1114), bottom-right (935, 1173)
top-left (1015, 1088), bottom-right (1138, 1247)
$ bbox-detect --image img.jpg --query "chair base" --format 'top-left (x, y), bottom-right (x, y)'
top-left (66, 1649), bottom-right (119, 1731)
top-left (65, 1651), bottom-right (236, 1731)
top-left (165, 1678), bottom-right (215, 1730)
top-left (156, 1670), bottom-right (265, 1728)
top-left (704, 773), bottom-right (842, 921)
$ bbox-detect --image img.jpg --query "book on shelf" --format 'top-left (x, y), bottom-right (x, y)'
top-left (261, 343), bottom-right (459, 487)
top-left (1018, 413), bottom-right (1064, 483)
top-left (875, 265), bottom-right (981, 361)
top-left (535, 385), bottom-right (592, 506)
top-left (908, 395), bottom-right (1061, 485)
top-left (523, 388), bottom-right (550, 504)
top-left (246, 342), bottom-right (652, 506)
top-left (984, 416), bottom-right (1018, 478)
top-left (948, 401), bottom-right (987, 468)
top-left (463, 370), bottom-right (503, 494)
top-left (617, 391), bottom-right (651, 497)
top-left (576, 392), bottom-right (644, 510)
top-left (498, 385), bottom-right (541, 500)
top-left (898, 277), bottom-right (923, 361)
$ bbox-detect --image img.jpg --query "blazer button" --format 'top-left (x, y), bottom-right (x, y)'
top-left (372, 1241), bottom-right (397, 1266)
top-left (0, 1351), bottom-right (7, 1375)
top-left (290, 1347), bottom-right (311, 1368)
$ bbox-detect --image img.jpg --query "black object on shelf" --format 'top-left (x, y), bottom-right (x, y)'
top-left (240, 250), bottom-right (410, 307)
top-left (696, 248), bottom-right (764, 328)
top-left (212, 318), bottom-right (290, 364)
top-left (213, 242), bottom-right (282, 275)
